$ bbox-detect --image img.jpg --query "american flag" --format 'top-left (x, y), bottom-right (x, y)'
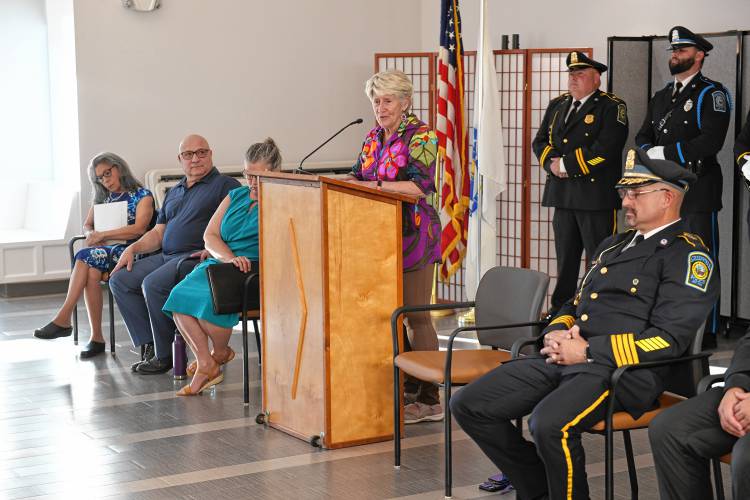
top-left (437, 0), bottom-right (469, 281)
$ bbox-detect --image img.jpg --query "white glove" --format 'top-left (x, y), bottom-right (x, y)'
top-left (646, 146), bottom-right (665, 160)
top-left (742, 157), bottom-right (750, 181)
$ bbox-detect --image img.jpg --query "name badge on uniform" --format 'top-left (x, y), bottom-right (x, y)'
top-left (684, 99), bottom-right (693, 112)
top-left (584, 114), bottom-right (594, 124)
top-left (685, 251), bottom-right (713, 292)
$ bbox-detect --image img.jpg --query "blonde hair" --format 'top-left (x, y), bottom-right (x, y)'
top-left (365, 69), bottom-right (413, 103)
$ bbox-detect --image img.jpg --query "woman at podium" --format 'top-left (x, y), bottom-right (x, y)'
top-left (163, 139), bottom-right (281, 396)
top-left (349, 70), bottom-right (443, 423)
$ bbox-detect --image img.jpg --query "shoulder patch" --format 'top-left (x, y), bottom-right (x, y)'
top-left (712, 90), bottom-right (728, 112)
top-left (617, 103), bottom-right (627, 125)
top-left (685, 251), bottom-right (713, 292)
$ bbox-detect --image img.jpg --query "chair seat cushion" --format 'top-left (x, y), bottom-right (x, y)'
top-left (589, 392), bottom-right (686, 431)
top-left (395, 350), bottom-right (511, 384)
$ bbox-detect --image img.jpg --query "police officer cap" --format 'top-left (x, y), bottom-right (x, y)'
top-left (615, 148), bottom-right (697, 192)
top-left (566, 51), bottom-right (607, 73)
top-left (668, 26), bottom-right (713, 53)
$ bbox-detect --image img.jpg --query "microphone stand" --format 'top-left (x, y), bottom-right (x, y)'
top-left (295, 118), bottom-right (363, 175)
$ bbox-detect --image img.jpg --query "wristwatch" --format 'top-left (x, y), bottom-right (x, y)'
top-left (585, 343), bottom-right (594, 363)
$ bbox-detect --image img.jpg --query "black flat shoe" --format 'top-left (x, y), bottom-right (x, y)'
top-left (34, 322), bottom-right (73, 340)
top-left (80, 341), bottom-right (105, 359)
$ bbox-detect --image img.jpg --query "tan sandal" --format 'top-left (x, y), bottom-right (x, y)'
top-left (186, 347), bottom-right (235, 377)
top-left (176, 365), bottom-right (224, 396)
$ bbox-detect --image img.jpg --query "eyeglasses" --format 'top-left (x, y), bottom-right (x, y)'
top-left (179, 148), bottom-right (210, 161)
top-left (95, 166), bottom-right (116, 182)
top-left (617, 188), bottom-right (668, 200)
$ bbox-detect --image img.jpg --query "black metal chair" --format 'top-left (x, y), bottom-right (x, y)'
top-left (68, 235), bottom-right (116, 353)
top-left (697, 373), bottom-right (733, 500)
top-left (390, 266), bottom-right (550, 498)
top-left (513, 322), bottom-right (710, 500)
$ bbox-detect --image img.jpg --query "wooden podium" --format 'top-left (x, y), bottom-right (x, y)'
top-left (256, 172), bottom-right (415, 449)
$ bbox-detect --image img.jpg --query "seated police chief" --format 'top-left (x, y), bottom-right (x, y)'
top-left (650, 329), bottom-right (750, 500)
top-left (109, 135), bottom-right (240, 374)
top-left (162, 139), bottom-right (281, 396)
top-left (450, 148), bottom-right (718, 500)
top-left (34, 153), bottom-right (154, 358)
top-left (348, 69), bottom-right (442, 424)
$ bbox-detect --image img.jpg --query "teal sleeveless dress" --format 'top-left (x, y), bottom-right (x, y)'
top-left (163, 186), bottom-right (259, 328)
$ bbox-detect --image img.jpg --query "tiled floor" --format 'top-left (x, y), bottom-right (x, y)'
top-left (0, 293), bottom-right (739, 499)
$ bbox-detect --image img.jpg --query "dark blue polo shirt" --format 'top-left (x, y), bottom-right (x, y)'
top-left (157, 167), bottom-right (241, 255)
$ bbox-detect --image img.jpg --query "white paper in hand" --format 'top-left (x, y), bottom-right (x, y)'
top-left (94, 201), bottom-right (128, 244)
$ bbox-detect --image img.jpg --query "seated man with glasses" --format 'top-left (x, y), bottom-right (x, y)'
top-left (109, 134), bottom-right (241, 374)
top-left (451, 148), bottom-right (718, 500)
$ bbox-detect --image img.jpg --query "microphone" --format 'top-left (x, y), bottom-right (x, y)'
top-left (296, 118), bottom-right (364, 174)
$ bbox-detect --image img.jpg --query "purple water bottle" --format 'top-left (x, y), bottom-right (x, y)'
top-left (173, 332), bottom-right (187, 380)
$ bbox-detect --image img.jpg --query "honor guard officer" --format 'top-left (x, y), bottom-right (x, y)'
top-left (635, 26), bottom-right (731, 348)
top-left (451, 148), bottom-right (718, 500)
top-left (532, 51), bottom-right (628, 317)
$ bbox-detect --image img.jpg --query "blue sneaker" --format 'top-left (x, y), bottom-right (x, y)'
top-left (478, 472), bottom-right (514, 493)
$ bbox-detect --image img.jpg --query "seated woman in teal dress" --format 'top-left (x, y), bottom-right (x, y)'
top-left (163, 138), bottom-right (281, 396)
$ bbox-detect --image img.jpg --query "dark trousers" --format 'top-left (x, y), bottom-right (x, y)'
top-left (682, 211), bottom-right (720, 335)
top-left (450, 358), bottom-right (621, 500)
top-left (551, 208), bottom-right (616, 310)
top-left (650, 387), bottom-right (750, 500)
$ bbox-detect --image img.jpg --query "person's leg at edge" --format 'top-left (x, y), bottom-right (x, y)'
top-left (402, 265), bottom-right (440, 411)
top-left (83, 266), bottom-right (105, 344)
top-left (551, 208), bottom-right (584, 313)
top-left (50, 260), bottom-right (93, 328)
top-left (450, 358), bottom-right (559, 500)
top-left (197, 318), bottom-right (233, 362)
top-left (732, 433), bottom-right (750, 500)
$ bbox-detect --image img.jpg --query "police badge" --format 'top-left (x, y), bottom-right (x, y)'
top-left (684, 99), bottom-right (693, 112)
top-left (584, 114), bottom-right (594, 124)
top-left (625, 149), bottom-right (635, 170)
top-left (571, 52), bottom-right (578, 64)
top-left (671, 29), bottom-right (679, 42)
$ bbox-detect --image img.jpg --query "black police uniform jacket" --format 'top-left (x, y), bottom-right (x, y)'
top-left (532, 90), bottom-right (628, 211)
top-left (542, 220), bottom-right (719, 418)
top-left (733, 110), bottom-right (750, 190)
top-left (635, 73), bottom-right (731, 212)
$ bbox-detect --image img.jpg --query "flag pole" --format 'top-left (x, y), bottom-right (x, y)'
top-left (431, 150), bottom-right (454, 317)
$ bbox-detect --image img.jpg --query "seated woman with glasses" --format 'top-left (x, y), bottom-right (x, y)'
top-left (34, 152), bottom-right (154, 358)
top-left (162, 138), bottom-right (281, 396)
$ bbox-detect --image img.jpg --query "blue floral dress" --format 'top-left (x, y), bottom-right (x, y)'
top-left (162, 186), bottom-right (259, 328)
top-left (74, 187), bottom-right (152, 272)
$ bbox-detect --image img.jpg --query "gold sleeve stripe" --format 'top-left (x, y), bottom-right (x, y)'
top-left (653, 336), bottom-right (670, 348)
top-left (587, 157), bottom-right (605, 166)
top-left (736, 151), bottom-right (750, 166)
top-left (635, 336), bottom-right (671, 352)
top-left (540, 145), bottom-right (553, 166)
top-left (618, 334), bottom-right (633, 365)
top-left (549, 315), bottom-right (575, 329)
top-left (575, 148), bottom-right (589, 174)
top-left (625, 333), bottom-right (640, 364)
top-left (611, 335), bottom-right (625, 367)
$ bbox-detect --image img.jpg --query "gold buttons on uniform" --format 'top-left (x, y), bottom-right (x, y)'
top-left (630, 287), bottom-right (637, 294)
top-left (632, 278), bottom-right (639, 285)
top-left (600, 267), bottom-right (608, 274)
top-left (563, 138), bottom-right (568, 143)
top-left (590, 292), bottom-right (598, 299)
top-left (581, 314), bottom-right (589, 321)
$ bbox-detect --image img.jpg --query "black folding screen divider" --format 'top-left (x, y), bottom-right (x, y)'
top-left (608, 31), bottom-right (750, 332)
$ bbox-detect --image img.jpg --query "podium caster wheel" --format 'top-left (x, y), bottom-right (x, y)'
top-left (255, 413), bottom-right (266, 424)
top-left (310, 435), bottom-right (322, 448)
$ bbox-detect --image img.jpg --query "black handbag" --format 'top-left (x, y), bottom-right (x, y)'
top-left (205, 262), bottom-right (260, 314)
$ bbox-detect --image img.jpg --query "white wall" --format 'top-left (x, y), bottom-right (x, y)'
top-left (420, 0), bottom-right (750, 68)
top-left (73, 0), bottom-right (424, 191)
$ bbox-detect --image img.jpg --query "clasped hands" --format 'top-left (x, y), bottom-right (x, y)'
top-left (540, 324), bottom-right (588, 365)
top-left (718, 386), bottom-right (750, 438)
top-left (550, 158), bottom-right (568, 178)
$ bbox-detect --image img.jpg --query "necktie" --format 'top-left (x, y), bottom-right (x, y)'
top-left (672, 82), bottom-right (683, 101)
top-left (622, 234), bottom-right (644, 253)
top-left (566, 100), bottom-right (581, 124)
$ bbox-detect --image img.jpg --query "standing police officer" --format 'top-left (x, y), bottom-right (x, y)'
top-left (533, 51), bottom-right (628, 317)
top-left (451, 148), bottom-right (718, 500)
top-left (636, 26), bottom-right (731, 348)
